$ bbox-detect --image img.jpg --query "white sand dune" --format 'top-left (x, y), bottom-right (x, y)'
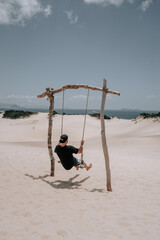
top-left (0, 113), bottom-right (160, 240)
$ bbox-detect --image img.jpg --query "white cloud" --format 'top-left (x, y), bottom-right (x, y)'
top-left (64, 10), bottom-right (78, 24)
top-left (43, 5), bottom-right (52, 17)
top-left (0, 95), bottom-right (36, 99)
top-left (71, 95), bottom-right (87, 99)
top-left (84, 0), bottom-right (155, 10)
top-left (147, 94), bottom-right (156, 99)
top-left (84, 0), bottom-right (124, 7)
top-left (0, 94), bottom-right (40, 107)
top-left (127, 0), bottom-right (135, 3)
top-left (139, 0), bottom-right (153, 12)
top-left (0, 0), bottom-right (52, 26)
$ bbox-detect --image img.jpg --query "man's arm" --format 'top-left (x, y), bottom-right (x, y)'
top-left (77, 140), bottom-right (84, 154)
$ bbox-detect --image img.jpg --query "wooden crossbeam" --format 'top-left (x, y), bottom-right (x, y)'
top-left (37, 83), bottom-right (120, 98)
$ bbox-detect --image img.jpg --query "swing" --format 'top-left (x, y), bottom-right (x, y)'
top-left (37, 80), bottom-right (120, 191)
top-left (60, 89), bottom-right (90, 169)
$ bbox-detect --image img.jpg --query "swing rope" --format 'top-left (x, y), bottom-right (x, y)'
top-left (61, 89), bottom-right (65, 135)
top-left (81, 89), bottom-right (90, 161)
top-left (60, 88), bottom-right (90, 162)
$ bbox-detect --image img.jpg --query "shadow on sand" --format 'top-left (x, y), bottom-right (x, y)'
top-left (25, 174), bottom-right (89, 190)
top-left (25, 173), bottom-right (106, 193)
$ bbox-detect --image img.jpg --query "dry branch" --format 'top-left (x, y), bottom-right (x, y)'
top-left (52, 84), bottom-right (120, 95)
top-left (48, 96), bottom-right (55, 176)
top-left (37, 82), bottom-right (120, 98)
top-left (100, 79), bottom-right (112, 192)
top-left (37, 91), bottom-right (47, 98)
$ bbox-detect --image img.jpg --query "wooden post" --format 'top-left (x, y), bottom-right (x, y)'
top-left (48, 93), bottom-right (55, 176)
top-left (100, 79), bottom-right (112, 192)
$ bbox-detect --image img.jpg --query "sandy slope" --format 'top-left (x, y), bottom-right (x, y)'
top-left (0, 113), bottom-right (160, 240)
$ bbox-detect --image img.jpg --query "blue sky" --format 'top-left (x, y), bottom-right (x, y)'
top-left (0, 0), bottom-right (160, 110)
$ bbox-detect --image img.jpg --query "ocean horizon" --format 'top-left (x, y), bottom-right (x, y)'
top-left (0, 108), bottom-right (159, 120)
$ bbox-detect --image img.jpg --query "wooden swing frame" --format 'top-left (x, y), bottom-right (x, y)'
top-left (37, 79), bottom-right (120, 191)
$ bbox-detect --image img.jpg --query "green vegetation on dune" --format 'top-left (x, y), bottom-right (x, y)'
top-left (2, 110), bottom-right (37, 119)
top-left (139, 112), bottom-right (160, 119)
top-left (89, 113), bottom-right (111, 119)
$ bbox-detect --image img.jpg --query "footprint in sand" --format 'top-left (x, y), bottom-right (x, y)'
top-left (57, 230), bottom-right (68, 237)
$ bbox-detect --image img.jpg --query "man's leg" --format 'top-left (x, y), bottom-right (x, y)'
top-left (82, 161), bottom-right (92, 171)
top-left (75, 166), bottom-right (79, 170)
top-left (74, 158), bottom-right (92, 171)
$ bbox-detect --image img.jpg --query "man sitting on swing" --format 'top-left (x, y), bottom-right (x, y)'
top-left (54, 134), bottom-right (92, 171)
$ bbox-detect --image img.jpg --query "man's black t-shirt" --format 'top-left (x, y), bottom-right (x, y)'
top-left (54, 145), bottom-right (78, 170)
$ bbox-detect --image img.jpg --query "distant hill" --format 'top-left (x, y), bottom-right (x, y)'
top-left (0, 103), bottom-right (22, 110)
top-left (120, 108), bottom-right (142, 112)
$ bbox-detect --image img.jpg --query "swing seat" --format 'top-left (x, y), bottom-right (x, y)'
top-left (77, 163), bottom-right (85, 169)
top-left (58, 160), bottom-right (85, 169)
